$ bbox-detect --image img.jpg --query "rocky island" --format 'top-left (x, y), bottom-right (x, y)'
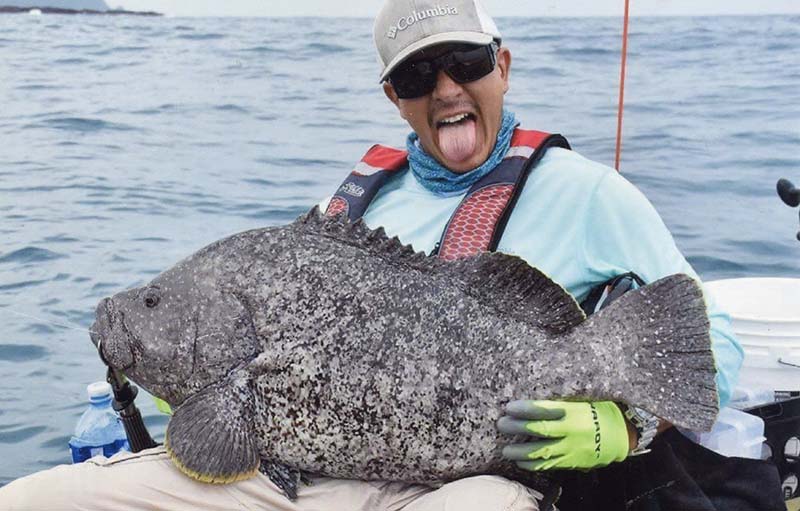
top-left (0, 0), bottom-right (160, 16)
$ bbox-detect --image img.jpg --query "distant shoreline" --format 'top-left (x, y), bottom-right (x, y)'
top-left (0, 6), bottom-right (161, 16)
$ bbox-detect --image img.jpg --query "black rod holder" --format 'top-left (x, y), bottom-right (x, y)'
top-left (777, 178), bottom-right (800, 241)
top-left (106, 367), bottom-right (159, 453)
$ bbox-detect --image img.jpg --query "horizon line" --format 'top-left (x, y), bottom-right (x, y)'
top-left (158, 12), bottom-right (799, 18)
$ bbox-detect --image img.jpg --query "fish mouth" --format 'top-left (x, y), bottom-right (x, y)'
top-left (91, 297), bottom-right (135, 371)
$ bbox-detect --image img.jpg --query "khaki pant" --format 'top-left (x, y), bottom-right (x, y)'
top-left (0, 447), bottom-right (545, 511)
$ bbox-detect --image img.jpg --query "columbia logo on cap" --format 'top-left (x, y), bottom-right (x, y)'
top-left (386, 5), bottom-right (460, 39)
top-left (374, 0), bottom-right (501, 82)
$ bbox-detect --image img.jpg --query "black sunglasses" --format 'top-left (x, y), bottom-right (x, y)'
top-left (388, 42), bottom-right (499, 100)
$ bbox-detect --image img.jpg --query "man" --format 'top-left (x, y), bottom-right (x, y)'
top-left (321, 0), bottom-right (768, 509)
top-left (0, 0), bottom-right (780, 510)
top-left (342, 3), bottom-right (788, 510)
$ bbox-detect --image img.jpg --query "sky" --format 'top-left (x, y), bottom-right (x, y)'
top-left (113, 0), bottom-right (800, 18)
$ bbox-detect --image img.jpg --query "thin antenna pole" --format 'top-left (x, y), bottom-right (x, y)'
top-left (614, 0), bottom-right (631, 172)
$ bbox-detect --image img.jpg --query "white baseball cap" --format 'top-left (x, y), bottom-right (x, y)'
top-left (373, 0), bottom-right (502, 82)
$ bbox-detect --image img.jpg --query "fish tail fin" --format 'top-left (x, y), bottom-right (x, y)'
top-left (579, 273), bottom-right (718, 430)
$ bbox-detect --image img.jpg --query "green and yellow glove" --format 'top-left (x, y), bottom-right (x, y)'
top-left (497, 400), bottom-right (629, 471)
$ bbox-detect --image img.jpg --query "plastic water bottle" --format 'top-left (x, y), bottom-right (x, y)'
top-left (68, 381), bottom-right (129, 463)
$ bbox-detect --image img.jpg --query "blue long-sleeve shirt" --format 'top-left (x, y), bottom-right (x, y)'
top-left (322, 146), bottom-right (742, 408)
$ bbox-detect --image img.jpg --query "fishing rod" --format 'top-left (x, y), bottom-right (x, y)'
top-left (614, 0), bottom-right (631, 172)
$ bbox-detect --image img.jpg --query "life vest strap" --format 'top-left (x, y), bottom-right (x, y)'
top-left (437, 132), bottom-right (571, 260)
top-left (325, 144), bottom-right (408, 221)
top-left (488, 133), bottom-right (571, 252)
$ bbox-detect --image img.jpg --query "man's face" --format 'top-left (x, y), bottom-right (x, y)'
top-left (384, 44), bottom-right (511, 174)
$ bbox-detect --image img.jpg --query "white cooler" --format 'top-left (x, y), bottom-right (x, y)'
top-left (705, 278), bottom-right (800, 392)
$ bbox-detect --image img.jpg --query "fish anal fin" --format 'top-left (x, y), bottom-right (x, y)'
top-left (452, 252), bottom-right (586, 334)
top-left (165, 382), bottom-right (259, 484)
top-left (260, 460), bottom-right (310, 500)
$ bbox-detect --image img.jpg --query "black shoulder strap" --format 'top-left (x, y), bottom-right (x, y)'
top-left (580, 271), bottom-right (646, 315)
top-left (488, 134), bottom-right (571, 252)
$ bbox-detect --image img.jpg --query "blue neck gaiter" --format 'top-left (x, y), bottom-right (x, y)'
top-left (407, 109), bottom-right (518, 195)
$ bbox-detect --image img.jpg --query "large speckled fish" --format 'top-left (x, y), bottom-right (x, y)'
top-left (91, 207), bottom-right (718, 496)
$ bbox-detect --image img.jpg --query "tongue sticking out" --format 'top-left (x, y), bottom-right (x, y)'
top-left (438, 117), bottom-right (477, 164)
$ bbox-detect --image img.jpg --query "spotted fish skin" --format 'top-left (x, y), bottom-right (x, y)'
top-left (92, 207), bottom-right (717, 486)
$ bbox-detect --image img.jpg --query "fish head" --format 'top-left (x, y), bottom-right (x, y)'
top-left (90, 255), bottom-right (260, 407)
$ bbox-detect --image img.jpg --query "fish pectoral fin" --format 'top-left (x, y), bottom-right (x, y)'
top-left (165, 383), bottom-right (259, 484)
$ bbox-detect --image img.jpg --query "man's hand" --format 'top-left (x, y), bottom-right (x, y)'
top-left (497, 400), bottom-right (630, 471)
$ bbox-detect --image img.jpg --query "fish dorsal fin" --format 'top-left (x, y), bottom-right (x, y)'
top-left (448, 252), bottom-right (586, 333)
top-left (295, 206), bottom-right (430, 268)
top-left (295, 208), bottom-right (585, 332)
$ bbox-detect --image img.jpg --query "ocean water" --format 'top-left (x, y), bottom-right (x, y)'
top-left (0, 14), bottom-right (798, 485)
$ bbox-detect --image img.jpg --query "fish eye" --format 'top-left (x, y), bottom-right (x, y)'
top-left (143, 288), bottom-right (161, 308)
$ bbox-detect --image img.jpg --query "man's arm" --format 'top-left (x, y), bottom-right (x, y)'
top-left (581, 170), bottom-right (743, 408)
top-left (499, 168), bottom-right (740, 471)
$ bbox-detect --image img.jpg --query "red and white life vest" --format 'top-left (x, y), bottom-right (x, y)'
top-left (325, 128), bottom-right (570, 260)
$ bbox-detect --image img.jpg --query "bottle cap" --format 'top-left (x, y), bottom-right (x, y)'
top-left (87, 381), bottom-right (112, 400)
